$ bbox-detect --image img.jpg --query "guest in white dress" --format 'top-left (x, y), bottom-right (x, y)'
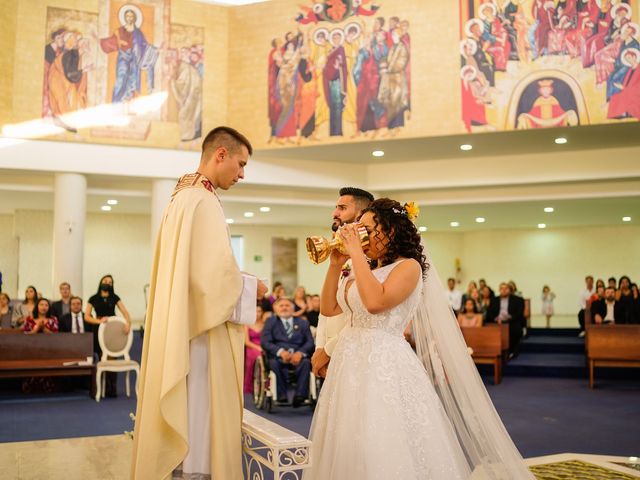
top-left (542, 285), bottom-right (556, 328)
top-left (305, 198), bottom-right (533, 480)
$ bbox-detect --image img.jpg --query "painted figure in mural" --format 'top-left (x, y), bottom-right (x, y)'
top-left (324, 30), bottom-right (348, 136)
top-left (100, 6), bottom-right (159, 103)
top-left (581, 0), bottom-right (617, 67)
top-left (501, 0), bottom-right (528, 62)
top-left (296, 44), bottom-right (319, 142)
top-left (607, 47), bottom-right (640, 119)
top-left (170, 46), bottom-right (203, 143)
top-left (605, 23), bottom-right (640, 99)
top-left (377, 28), bottom-right (409, 134)
top-left (311, 29), bottom-right (331, 135)
top-left (465, 19), bottom-right (495, 86)
top-left (480, 3), bottom-right (511, 71)
top-left (275, 32), bottom-right (303, 142)
top-left (517, 79), bottom-right (579, 128)
top-left (268, 38), bottom-right (284, 143)
top-left (461, 65), bottom-right (492, 132)
top-left (43, 28), bottom-right (66, 118)
top-left (533, 0), bottom-right (556, 58)
top-left (343, 23), bottom-right (362, 131)
top-left (594, 6), bottom-right (634, 87)
top-left (48, 32), bottom-right (92, 133)
top-left (353, 30), bottom-right (382, 135)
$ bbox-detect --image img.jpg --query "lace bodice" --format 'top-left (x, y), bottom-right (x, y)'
top-left (336, 260), bottom-right (423, 337)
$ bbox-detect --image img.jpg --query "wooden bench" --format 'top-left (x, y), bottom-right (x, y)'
top-left (0, 331), bottom-right (95, 396)
top-left (585, 324), bottom-right (640, 388)
top-left (461, 325), bottom-right (504, 384)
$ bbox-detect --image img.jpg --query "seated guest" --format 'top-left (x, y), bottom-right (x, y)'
top-left (14, 285), bottom-right (38, 327)
top-left (23, 298), bottom-right (58, 334)
top-left (457, 298), bottom-right (483, 327)
top-left (244, 305), bottom-right (266, 394)
top-left (595, 278), bottom-right (605, 291)
top-left (446, 278), bottom-right (463, 315)
top-left (478, 278), bottom-right (495, 299)
top-left (306, 295), bottom-right (321, 331)
top-left (268, 282), bottom-right (285, 305)
top-left (508, 280), bottom-right (523, 297)
top-left (261, 297), bottom-right (314, 407)
top-left (593, 287), bottom-right (628, 324)
top-left (293, 286), bottom-right (308, 318)
top-left (629, 284), bottom-right (640, 324)
top-left (486, 282), bottom-right (525, 357)
top-left (59, 296), bottom-right (94, 333)
top-left (461, 281), bottom-right (479, 307)
top-left (479, 286), bottom-right (492, 318)
top-left (607, 277), bottom-right (617, 289)
top-left (0, 293), bottom-right (14, 329)
top-left (51, 282), bottom-right (72, 320)
top-left (616, 275), bottom-right (633, 308)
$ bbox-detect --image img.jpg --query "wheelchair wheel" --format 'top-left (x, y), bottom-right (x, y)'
top-left (264, 395), bottom-right (273, 413)
top-left (252, 356), bottom-right (266, 409)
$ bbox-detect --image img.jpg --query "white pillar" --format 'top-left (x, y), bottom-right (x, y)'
top-left (151, 179), bottom-right (175, 246)
top-left (52, 173), bottom-right (86, 298)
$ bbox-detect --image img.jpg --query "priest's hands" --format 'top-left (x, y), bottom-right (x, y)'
top-left (312, 348), bottom-right (330, 378)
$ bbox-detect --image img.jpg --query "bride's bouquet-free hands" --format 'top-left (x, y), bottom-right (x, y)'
top-left (337, 223), bottom-right (367, 261)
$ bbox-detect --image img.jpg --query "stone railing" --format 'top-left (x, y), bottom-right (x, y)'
top-left (242, 409), bottom-right (311, 480)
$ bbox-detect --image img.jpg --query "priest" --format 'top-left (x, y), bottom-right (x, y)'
top-left (131, 126), bottom-right (267, 480)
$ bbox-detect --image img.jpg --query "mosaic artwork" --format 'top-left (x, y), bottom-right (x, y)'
top-left (530, 459), bottom-right (640, 479)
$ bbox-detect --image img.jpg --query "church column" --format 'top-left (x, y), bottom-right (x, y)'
top-left (150, 179), bottom-right (175, 245)
top-left (52, 173), bottom-right (86, 297)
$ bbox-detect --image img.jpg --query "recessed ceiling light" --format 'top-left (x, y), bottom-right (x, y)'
top-left (622, 216), bottom-right (631, 222)
top-left (101, 205), bottom-right (112, 212)
top-left (554, 137), bottom-right (567, 144)
top-left (372, 150), bottom-right (385, 157)
top-left (460, 144), bottom-right (473, 151)
top-left (259, 206), bottom-right (271, 213)
top-left (244, 212), bottom-right (254, 218)
top-left (538, 223), bottom-right (546, 229)
top-left (544, 207), bottom-right (554, 213)
top-left (450, 221), bottom-right (460, 227)
top-left (475, 217), bottom-right (485, 223)
top-left (418, 226), bottom-right (428, 232)
top-left (107, 199), bottom-right (118, 205)
top-left (226, 218), bottom-right (234, 224)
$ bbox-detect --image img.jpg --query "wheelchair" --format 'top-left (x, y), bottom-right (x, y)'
top-left (252, 352), bottom-right (321, 413)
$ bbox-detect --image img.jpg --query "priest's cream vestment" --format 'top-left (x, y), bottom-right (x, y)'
top-left (131, 173), bottom-right (255, 480)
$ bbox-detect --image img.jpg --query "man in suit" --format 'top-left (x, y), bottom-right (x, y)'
top-left (59, 296), bottom-right (88, 333)
top-left (486, 282), bottom-right (525, 357)
top-left (592, 287), bottom-right (628, 324)
top-left (261, 297), bottom-right (315, 407)
top-left (51, 282), bottom-right (72, 320)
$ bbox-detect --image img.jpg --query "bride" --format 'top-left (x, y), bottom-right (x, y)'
top-left (304, 198), bottom-right (533, 479)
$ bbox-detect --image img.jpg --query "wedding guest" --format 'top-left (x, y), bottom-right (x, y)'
top-left (293, 286), bottom-right (308, 318)
top-left (0, 293), bottom-right (14, 329)
top-left (457, 298), bottom-right (483, 327)
top-left (616, 275), bottom-right (633, 303)
top-left (446, 278), bottom-right (463, 315)
top-left (595, 278), bottom-right (605, 291)
top-left (268, 282), bottom-right (284, 305)
top-left (607, 277), bottom-right (617, 289)
top-left (541, 285), bottom-right (556, 328)
top-left (480, 286), bottom-right (492, 318)
top-left (592, 287), bottom-right (627, 324)
top-left (14, 285), bottom-right (38, 327)
top-left (244, 305), bottom-right (266, 394)
top-left (461, 281), bottom-right (479, 306)
top-left (577, 275), bottom-right (595, 337)
top-left (261, 297), bottom-right (314, 407)
top-left (86, 274), bottom-right (132, 397)
top-left (59, 296), bottom-right (94, 333)
top-left (508, 280), bottom-right (522, 297)
top-left (479, 278), bottom-right (495, 299)
top-left (23, 298), bottom-right (58, 334)
top-left (51, 282), bottom-right (72, 320)
top-left (629, 284), bottom-right (640, 324)
top-left (306, 294), bottom-right (321, 330)
top-left (486, 282), bottom-right (525, 357)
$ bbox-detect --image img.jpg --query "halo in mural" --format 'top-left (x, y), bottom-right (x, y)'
top-left (464, 18), bottom-right (483, 38)
top-left (459, 38), bottom-right (477, 56)
top-left (611, 3), bottom-right (632, 20)
top-left (460, 65), bottom-right (478, 81)
top-left (344, 21), bottom-right (361, 40)
top-left (118, 4), bottom-right (143, 28)
top-left (312, 27), bottom-right (330, 45)
top-left (477, 2), bottom-right (496, 21)
top-left (328, 28), bottom-right (345, 47)
top-left (622, 47), bottom-right (640, 67)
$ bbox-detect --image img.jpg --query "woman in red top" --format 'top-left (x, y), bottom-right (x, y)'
top-left (23, 298), bottom-right (58, 334)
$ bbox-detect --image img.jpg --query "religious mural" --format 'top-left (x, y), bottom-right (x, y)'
top-left (39, 1), bottom-right (204, 148)
top-left (459, 0), bottom-right (640, 132)
top-left (268, 0), bottom-right (411, 144)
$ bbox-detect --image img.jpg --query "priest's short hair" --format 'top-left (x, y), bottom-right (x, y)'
top-left (201, 126), bottom-right (253, 158)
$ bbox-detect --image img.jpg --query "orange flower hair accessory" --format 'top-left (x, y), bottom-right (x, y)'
top-left (404, 202), bottom-right (420, 222)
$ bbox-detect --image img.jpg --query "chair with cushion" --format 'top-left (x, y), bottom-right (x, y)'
top-left (95, 316), bottom-right (139, 402)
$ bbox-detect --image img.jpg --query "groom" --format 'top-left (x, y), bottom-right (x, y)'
top-left (311, 187), bottom-right (373, 377)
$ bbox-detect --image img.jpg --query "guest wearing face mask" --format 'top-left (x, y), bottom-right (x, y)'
top-left (85, 274), bottom-right (132, 397)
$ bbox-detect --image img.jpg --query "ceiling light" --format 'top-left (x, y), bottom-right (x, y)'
top-left (259, 206), bottom-right (271, 213)
top-left (101, 205), bottom-right (112, 212)
top-left (554, 137), bottom-right (567, 144)
top-left (475, 217), bottom-right (485, 223)
top-left (418, 226), bottom-right (428, 232)
top-left (450, 221), bottom-right (460, 227)
top-left (372, 150), bottom-right (385, 157)
top-left (460, 144), bottom-right (473, 151)
top-left (544, 207), bottom-right (554, 213)
top-left (538, 223), bottom-right (546, 229)
top-left (622, 216), bottom-right (631, 222)
top-left (244, 212), bottom-right (254, 218)
top-left (226, 218), bottom-right (234, 224)
top-left (107, 199), bottom-right (118, 205)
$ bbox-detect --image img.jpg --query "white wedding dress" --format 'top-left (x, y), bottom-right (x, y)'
top-left (305, 260), bottom-right (470, 480)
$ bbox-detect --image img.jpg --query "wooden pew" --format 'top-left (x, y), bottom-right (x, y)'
top-left (0, 331), bottom-right (95, 396)
top-left (461, 325), bottom-right (503, 384)
top-left (586, 324), bottom-right (640, 388)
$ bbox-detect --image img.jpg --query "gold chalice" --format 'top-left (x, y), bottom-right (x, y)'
top-left (306, 223), bottom-right (369, 264)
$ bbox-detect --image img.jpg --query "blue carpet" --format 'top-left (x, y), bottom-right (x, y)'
top-left (1, 332), bottom-right (639, 459)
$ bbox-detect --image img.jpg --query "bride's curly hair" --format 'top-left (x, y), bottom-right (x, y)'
top-left (359, 198), bottom-right (429, 275)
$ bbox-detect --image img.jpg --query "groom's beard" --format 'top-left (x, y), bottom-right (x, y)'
top-left (331, 216), bottom-right (356, 232)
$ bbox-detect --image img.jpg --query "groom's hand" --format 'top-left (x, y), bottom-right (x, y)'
top-left (312, 348), bottom-right (330, 377)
